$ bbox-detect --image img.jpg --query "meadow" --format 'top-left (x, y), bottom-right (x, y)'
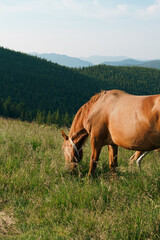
top-left (0, 117), bottom-right (159, 239)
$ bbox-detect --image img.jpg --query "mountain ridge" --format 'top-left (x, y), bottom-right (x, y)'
top-left (80, 55), bottom-right (127, 65)
top-left (102, 58), bottom-right (160, 69)
top-left (30, 52), bottom-right (93, 68)
top-left (101, 58), bottom-right (145, 66)
top-left (30, 52), bottom-right (160, 69)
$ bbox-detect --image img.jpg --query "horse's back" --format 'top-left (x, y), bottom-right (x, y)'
top-left (85, 90), bottom-right (160, 151)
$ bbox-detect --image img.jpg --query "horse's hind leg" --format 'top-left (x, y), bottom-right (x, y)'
top-left (136, 151), bottom-right (149, 168)
top-left (108, 145), bottom-right (118, 173)
top-left (130, 151), bottom-right (143, 165)
top-left (130, 151), bottom-right (149, 169)
top-left (130, 151), bottom-right (148, 165)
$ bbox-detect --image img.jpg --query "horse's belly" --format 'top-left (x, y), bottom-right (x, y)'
top-left (111, 134), bottom-right (160, 151)
top-left (109, 118), bottom-right (160, 151)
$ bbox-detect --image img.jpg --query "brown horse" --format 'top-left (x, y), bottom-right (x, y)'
top-left (61, 90), bottom-right (160, 176)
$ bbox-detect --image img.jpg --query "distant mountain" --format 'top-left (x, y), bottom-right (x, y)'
top-left (102, 58), bottom-right (145, 66)
top-left (30, 53), bottom-right (160, 70)
top-left (80, 55), bottom-right (127, 65)
top-left (102, 58), bottom-right (160, 69)
top-left (140, 60), bottom-right (160, 69)
top-left (30, 53), bottom-right (93, 68)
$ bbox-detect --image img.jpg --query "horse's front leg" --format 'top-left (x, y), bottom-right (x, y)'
top-left (108, 145), bottom-right (118, 173)
top-left (88, 138), bottom-right (102, 177)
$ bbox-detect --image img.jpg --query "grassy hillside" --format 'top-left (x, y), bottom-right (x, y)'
top-left (0, 117), bottom-right (159, 239)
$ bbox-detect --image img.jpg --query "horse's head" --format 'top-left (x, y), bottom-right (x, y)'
top-left (61, 130), bottom-right (83, 171)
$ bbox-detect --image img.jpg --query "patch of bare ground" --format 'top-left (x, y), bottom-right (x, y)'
top-left (0, 210), bottom-right (19, 236)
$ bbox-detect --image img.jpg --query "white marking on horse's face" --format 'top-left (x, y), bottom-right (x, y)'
top-left (62, 140), bottom-right (77, 170)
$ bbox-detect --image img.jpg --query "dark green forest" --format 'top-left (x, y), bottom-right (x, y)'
top-left (76, 65), bottom-right (160, 95)
top-left (0, 47), bottom-right (160, 125)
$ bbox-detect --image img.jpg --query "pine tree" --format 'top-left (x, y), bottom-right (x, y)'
top-left (41, 110), bottom-right (45, 123)
top-left (55, 109), bottom-right (60, 124)
top-left (63, 112), bottom-right (69, 126)
top-left (0, 98), bottom-right (4, 115)
top-left (46, 110), bottom-right (52, 125)
top-left (36, 110), bottom-right (42, 124)
top-left (3, 97), bottom-right (12, 117)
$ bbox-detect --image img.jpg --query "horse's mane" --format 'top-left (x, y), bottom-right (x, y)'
top-left (78, 91), bottom-right (105, 116)
top-left (90, 91), bottom-right (104, 103)
top-left (85, 90), bottom-right (106, 109)
top-left (70, 91), bottom-right (105, 135)
top-left (69, 91), bottom-right (105, 138)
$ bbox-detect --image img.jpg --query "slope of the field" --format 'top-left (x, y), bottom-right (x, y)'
top-left (0, 117), bottom-right (159, 239)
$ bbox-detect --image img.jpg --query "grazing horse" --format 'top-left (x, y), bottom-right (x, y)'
top-left (61, 90), bottom-right (160, 176)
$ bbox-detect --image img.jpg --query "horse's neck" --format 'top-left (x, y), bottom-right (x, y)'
top-left (68, 92), bottom-right (102, 146)
top-left (69, 112), bottom-right (88, 148)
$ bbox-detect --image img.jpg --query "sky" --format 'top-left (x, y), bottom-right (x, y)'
top-left (0, 0), bottom-right (160, 59)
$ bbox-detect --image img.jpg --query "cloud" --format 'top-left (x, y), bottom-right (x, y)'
top-left (93, 0), bottom-right (98, 5)
top-left (0, 0), bottom-right (62, 17)
top-left (61, 0), bottom-right (128, 20)
top-left (1, 0), bottom-right (159, 21)
top-left (147, 0), bottom-right (160, 14)
top-left (117, 4), bottom-right (127, 13)
top-left (137, 0), bottom-right (160, 18)
top-left (0, 0), bottom-right (37, 15)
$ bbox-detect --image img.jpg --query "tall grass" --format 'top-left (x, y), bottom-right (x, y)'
top-left (0, 117), bottom-right (159, 239)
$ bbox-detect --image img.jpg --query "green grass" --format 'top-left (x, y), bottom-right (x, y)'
top-left (0, 117), bottom-right (159, 239)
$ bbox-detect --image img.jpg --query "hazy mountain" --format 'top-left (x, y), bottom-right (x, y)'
top-left (140, 60), bottom-right (160, 69)
top-left (102, 58), bottom-right (145, 66)
top-left (30, 53), bottom-right (160, 70)
top-left (102, 58), bottom-right (160, 69)
top-left (31, 53), bottom-right (93, 68)
top-left (80, 55), bottom-right (127, 65)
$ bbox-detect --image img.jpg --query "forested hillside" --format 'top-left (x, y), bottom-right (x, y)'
top-left (0, 47), bottom-right (101, 124)
top-left (77, 65), bottom-right (160, 95)
top-left (0, 47), bottom-right (160, 125)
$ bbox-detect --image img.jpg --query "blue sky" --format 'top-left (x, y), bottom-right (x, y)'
top-left (0, 0), bottom-right (160, 59)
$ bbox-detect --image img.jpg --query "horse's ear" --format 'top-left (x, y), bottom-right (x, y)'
top-left (61, 130), bottom-right (68, 140)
